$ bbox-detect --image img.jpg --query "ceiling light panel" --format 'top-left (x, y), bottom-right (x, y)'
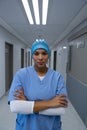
top-left (42, 0), bottom-right (49, 25)
top-left (22, 0), bottom-right (34, 24)
top-left (32, 0), bottom-right (40, 24)
top-left (22, 0), bottom-right (49, 25)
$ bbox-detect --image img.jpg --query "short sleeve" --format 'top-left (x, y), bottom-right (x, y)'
top-left (56, 74), bottom-right (67, 96)
top-left (8, 70), bottom-right (23, 104)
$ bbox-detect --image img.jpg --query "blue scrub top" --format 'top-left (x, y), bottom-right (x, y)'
top-left (8, 66), bottom-right (67, 130)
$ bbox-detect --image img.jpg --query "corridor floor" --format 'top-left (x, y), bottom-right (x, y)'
top-left (0, 94), bottom-right (87, 130)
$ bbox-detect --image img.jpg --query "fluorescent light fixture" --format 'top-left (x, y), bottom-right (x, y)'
top-left (21, 0), bottom-right (34, 24)
top-left (32, 0), bottom-right (40, 24)
top-left (42, 0), bottom-right (49, 25)
top-left (63, 46), bottom-right (67, 49)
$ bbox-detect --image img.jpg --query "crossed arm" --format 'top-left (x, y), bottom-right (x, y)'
top-left (10, 88), bottom-right (68, 115)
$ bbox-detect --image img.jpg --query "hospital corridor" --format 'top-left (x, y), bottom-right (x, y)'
top-left (0, 0), bottom-right (87, 130)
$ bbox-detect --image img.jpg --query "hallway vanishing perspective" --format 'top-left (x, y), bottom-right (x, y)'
top-left (0, 94), bottom-right (86, 130)
top-left (0, 1), bottom-right (87, 130)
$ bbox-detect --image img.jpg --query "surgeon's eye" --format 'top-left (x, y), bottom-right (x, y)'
top-left (42, 52), bottom-right (48, 55)
top-left (34, 52), bottom-right (39, 56)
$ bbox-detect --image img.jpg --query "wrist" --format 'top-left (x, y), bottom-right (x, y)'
top-left (33, 100), bottom-right (51, 113)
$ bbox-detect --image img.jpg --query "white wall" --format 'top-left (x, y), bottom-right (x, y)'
top-left (51, 41), bottom-right (68, 82)
top-left (56, 44), bottom-right (68, 82)
top-left (0, 26), bottom-right (27, 98)
top-left (51, 20), bottom-right (87, 82)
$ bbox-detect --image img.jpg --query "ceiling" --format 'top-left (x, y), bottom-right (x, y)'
top-left (0, 0), bottom-right (87, 48)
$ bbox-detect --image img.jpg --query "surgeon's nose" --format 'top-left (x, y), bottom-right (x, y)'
top-left (38, 54), bottom-right (43, 60)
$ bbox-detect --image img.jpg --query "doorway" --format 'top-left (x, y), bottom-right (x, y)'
top-left (5, 42), bottom-right (13, 92)
top-left (21, 48), bottom-right (24, 68)
top-left (53, 51), bottom-right (57, 70)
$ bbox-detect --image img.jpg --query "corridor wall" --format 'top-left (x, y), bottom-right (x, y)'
top-left (67, 30), bottom-right (87, 126)
top-left (52, 20), bottom-right (87, 127)
top-left (0, 25), bottom-right (27, 98)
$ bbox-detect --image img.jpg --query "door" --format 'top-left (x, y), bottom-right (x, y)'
top-left (21, 48), bottom-right (24, 68)
top-left (53, 51), bottom-right (57, 70)
top-left (5, 43), bottom-right (13, 92)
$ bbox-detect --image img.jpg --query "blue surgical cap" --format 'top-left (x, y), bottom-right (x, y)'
top-left (31, 39), bottom-right (51, 57)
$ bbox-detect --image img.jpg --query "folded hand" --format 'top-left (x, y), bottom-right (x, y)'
top-left (13, 87), bottom-right (27, 100)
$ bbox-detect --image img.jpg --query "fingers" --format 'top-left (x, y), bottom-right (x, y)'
top-left (56, 94), bottom-right (68, 107)
top-left (15, 88), bottom-right (24, 94)
top-left (13, 87), bottom-right (27, 100)
top-left (14, 93), bottom-right (27, 100)
top-left (13, 93), bottom-right (23, 99)
top-left (14, 88), bottom-right (23, 97)
top-left (58, 99), bottom-right (68, 107)
top-left (56, 94), bottom-right (67, 101)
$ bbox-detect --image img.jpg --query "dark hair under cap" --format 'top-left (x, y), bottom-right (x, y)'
top-left (31, 39), bottom-right (51, 57)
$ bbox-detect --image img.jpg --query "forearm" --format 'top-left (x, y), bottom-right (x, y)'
top-left (10, 100), bottom-right (51, 114)
top-left (10, 100), bottom-right (66, 116)
top-left (34, 94), bottom-right (68, 113)
top-left (34, 99), bottom-right (67, 115)
top-left (10, 100), bottom-right (34, 114)
top-left (39, 107), bottom-right (66, 115)
top-left (10, 94), bottom-right (68, 115)
top-left (33, 100), bottom-right (52, 113)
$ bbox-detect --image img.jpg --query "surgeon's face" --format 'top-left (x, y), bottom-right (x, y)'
top-left (33, 49), bottom-right (49, 68)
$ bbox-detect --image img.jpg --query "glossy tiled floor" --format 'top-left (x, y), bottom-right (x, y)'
top-left (0, 94), bottom-right (87, 130)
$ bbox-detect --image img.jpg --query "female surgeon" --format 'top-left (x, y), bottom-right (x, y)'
top-left (8, 39), bottom-right (68, 130)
